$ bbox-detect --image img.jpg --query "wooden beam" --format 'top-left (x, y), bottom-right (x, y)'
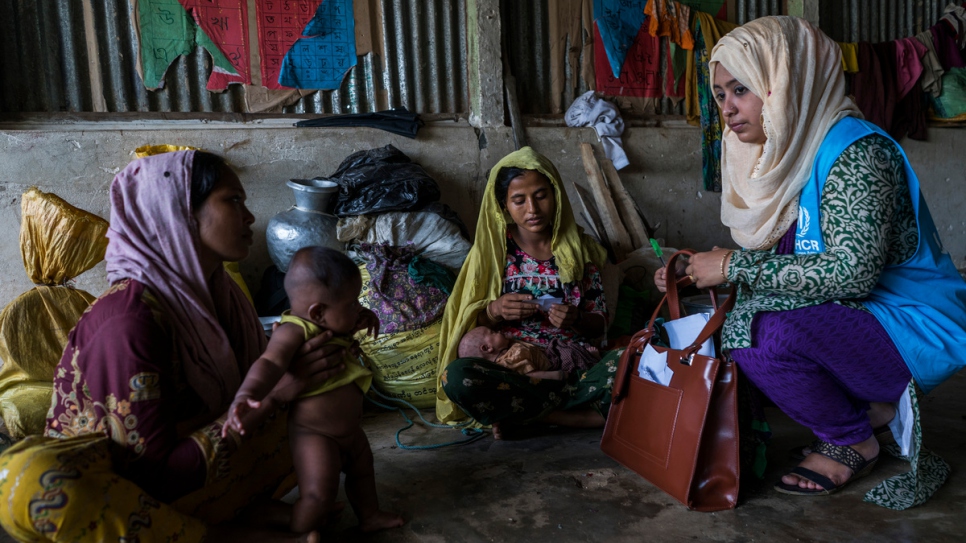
top-left (579, 143), bottom-right (632, 262)
top-left (571, 180), bottom-right (609, 250)
top-left (82, 0), bottom-right (107, 112)
top-left (599, 157), bottom-right (648, 250)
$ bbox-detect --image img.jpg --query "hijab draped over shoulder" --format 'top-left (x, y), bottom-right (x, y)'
top-left (105, 151), bottom-right (266, 417)
top-left (435, 146), bottom-right (606, 424)
top-left (710, 16), bottom-right (862, 250)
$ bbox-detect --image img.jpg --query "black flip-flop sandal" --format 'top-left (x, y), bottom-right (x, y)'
top-left (789, 425), bottom-right (894, 461)
top-left (775, 440), bottom-right (878, 496)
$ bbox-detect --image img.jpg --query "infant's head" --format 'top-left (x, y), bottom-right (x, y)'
top-left (458, 325), bottom-right (512, 361)
top-left (284, 246), bottom-right (363, 335)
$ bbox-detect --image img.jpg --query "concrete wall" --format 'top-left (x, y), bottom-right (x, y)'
top-left (0, 121), bottom-right (963, 308)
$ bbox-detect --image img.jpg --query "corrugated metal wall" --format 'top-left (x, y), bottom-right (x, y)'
top-left (819, 0), bottom-right (950, 42)
top-left (735, 0), bottom-right (784, 24)
top-left (505, 0), bottom-right (956, 116)
top-left (0, 0), bottom-right (955, 116)
top-left (0, 0), bottom-right (467, 114)
top-left (501, 0), bottom-right (562, 116)
top-left (503, 0), bottom-right (786, 115)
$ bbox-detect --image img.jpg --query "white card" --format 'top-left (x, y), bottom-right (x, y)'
top-left (663, 313), bottom-right (716, 357)
top-left (637, 343), bottom-right (674, 386)
top-left (525, 294), bottom-right (563, 312)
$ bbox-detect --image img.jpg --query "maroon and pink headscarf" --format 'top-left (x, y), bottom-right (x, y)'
top-left (105, 151), bottom-right (265, 416)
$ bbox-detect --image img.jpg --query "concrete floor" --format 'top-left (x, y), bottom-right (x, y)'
top-left (2, 372), bottom-right (964, 542)
top-left (333, 371), bottom-right (966, 543)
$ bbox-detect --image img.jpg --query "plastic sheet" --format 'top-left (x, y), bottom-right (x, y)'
top-left (930, 67), bottom-right (966, 121)
top-left (134, 144), bottom-right (199, 158)
top-left (338, 210), bottom-right (471, 272)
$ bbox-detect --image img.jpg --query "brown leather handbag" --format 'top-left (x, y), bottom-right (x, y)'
top-left (600, 249), bottom-right (740, 511)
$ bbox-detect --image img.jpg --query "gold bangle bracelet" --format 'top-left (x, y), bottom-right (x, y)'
top-left (720, 250), bottom-right (733, 281)
top-left (485, 301), bottom-right (502, 322)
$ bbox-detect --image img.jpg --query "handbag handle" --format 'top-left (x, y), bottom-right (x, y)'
top-left (611, 249), bottom-right (736, 403)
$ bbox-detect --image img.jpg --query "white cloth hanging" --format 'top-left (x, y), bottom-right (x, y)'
top-left (565, 91), bottom-right (630, 170)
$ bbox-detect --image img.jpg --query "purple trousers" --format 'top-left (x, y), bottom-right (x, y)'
top-left (730, 302), bottom-right (911, 446)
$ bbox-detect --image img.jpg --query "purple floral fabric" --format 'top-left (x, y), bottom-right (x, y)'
top-left (357, 243), bottom-right (448, 334)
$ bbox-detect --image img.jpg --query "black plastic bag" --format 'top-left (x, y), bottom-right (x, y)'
top-left (330, 145), bottom-right (441, 217)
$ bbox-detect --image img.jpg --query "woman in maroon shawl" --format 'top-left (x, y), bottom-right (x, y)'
top-left (0, 151), bottom-right (346, 542)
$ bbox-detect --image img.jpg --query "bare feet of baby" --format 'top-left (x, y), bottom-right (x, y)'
top-left (359, 510), bottom-right (405, 532)
top-left (492, 420), bottom-right (504, 440)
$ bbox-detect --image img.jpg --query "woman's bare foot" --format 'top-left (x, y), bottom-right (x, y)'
top-left (781, 435), bottom-right (879, 491)
top-left (359, 510), bottom-right (405, 533)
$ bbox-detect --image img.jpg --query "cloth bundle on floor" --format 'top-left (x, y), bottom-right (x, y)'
top-left (355, 258), bottom-right (444, 409)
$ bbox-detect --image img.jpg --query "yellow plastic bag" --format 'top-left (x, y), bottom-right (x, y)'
top-left (20, 188), bottom-right (108, 285)
top-left (358, 319), bottom-right (442, 409)
top-left (134, 144), bottom-right (199, 158)
top-left (356, 265), bottom-right (440, 408)
top-left (0, 189), bottom-right (108, 439)
top-left (0, 287), bottom-right (96, 438)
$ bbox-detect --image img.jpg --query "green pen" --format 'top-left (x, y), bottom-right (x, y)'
top-left (649, 238), bottom-right (666, 268)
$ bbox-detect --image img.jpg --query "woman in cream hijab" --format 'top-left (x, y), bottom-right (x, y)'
top-left (656, 16), bottom-right (966, 505)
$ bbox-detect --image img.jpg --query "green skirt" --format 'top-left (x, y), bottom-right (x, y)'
top-left (440, 350), bottom-right (620, 425)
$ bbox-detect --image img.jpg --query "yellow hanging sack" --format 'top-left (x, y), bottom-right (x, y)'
top-left (0, 188), bottom-right (108, 438)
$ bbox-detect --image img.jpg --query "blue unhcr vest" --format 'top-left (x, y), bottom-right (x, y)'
top-left (795, 116), bottom-right (966, 393)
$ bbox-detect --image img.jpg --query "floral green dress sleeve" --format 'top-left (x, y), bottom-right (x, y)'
top-left (722, 135), bottom-right (917, 350)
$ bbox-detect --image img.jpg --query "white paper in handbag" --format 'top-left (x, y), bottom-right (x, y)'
top-left (663, 313), bottom-right (716, 357)
top-left (637, 343), bottom-right (674, 386)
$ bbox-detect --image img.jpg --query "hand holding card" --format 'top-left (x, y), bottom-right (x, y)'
top-left (525, 294), bottom-right (563, 312)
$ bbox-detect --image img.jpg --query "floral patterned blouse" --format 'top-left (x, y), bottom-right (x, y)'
top-left (722, 135), bottom-right (918, 350)
top-left (496, 233), bottom-right (607, 346)
top-left (45, 279), bottom-right (236, 502)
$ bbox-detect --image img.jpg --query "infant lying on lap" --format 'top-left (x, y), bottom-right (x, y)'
top-left (458, 325), bottom-right (600, 380)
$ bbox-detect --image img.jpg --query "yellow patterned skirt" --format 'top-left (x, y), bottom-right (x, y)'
top-left (0, 412), bottom-right (292, 542)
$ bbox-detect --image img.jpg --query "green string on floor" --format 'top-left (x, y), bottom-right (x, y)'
top-left (364, 386), bottom-right (487, 450)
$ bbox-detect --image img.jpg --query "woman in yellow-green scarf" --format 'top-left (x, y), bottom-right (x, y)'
top-left (435, 147), bottom-right (618, 437)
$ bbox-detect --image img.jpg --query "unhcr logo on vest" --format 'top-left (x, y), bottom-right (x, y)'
top-left (794, 205), bottom-right (823, 253)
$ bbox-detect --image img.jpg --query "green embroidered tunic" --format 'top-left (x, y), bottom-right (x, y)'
top-left (721, 134), bottom-right (918, 351)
